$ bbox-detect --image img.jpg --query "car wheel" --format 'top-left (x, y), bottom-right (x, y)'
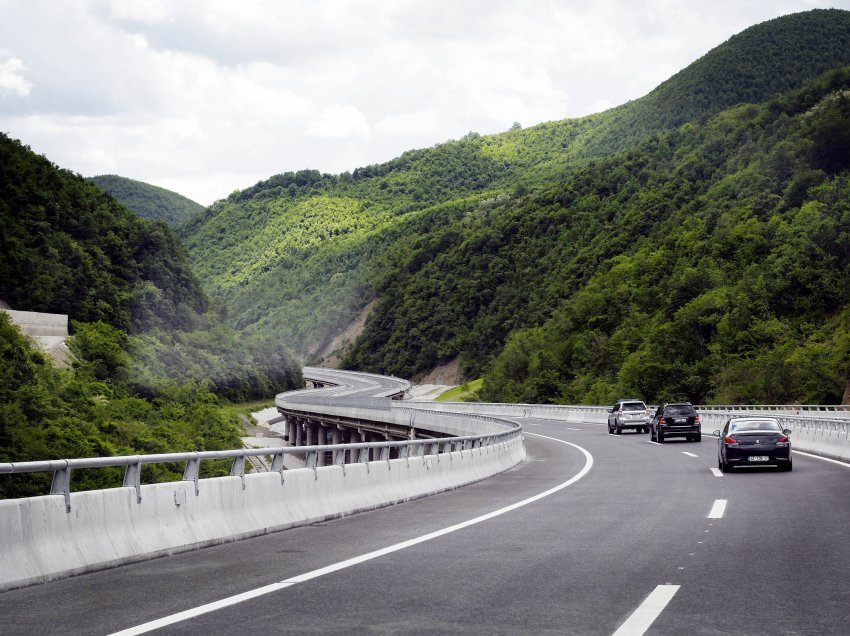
top-left (693, 434), bottom-right (701, 442)
top-left (615, 423), bottom-right (622, 435)
top-left (780, 460), bottom-right (792, 472)
top-left (650, 427), bottom-right (656, 441)
top-left (657, 431), bottom-right (664, 443)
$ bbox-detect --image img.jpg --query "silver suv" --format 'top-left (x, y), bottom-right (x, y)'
top-left (607, 399), bottom-right (650, 434)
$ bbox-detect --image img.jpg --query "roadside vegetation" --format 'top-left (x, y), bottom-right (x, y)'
top-left (0, 135), bottom-right (301, 498)
top-left (436, 379), bottom-right (484, 402)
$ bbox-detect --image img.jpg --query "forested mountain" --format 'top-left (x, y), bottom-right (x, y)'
top-left (0, 135), bottom-right (301, 495)
top-left (180, 9), bottom-right (850, 406)
top-left (350, 69), bottom-right (850, 404)
top-left (88, 174), bottom-right (205, 226)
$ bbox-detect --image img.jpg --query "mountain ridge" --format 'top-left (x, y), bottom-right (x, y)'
top-left (88, 174), bottom-right (205, 226)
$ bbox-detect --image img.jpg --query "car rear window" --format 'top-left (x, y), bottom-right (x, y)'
top-left (622, 402), bottom-right (646, 411)
top-left (664, 404), bottom-right (695, 416)
top-left (730, 419), bottom-right (781, 432)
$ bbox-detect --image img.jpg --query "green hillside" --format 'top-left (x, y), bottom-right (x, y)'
top-left (88, 174), bottom-right (205, 226)
top-left (179, 9), bottom-right (850, 403)
top-left (350, 69), bottom-right (850, 404)
top-left (0, 135), bottom-right (301, 496)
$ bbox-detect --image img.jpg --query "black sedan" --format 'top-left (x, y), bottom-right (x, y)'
top-left (715, 417), bottom-right (792, 472)
top-left (650, 402), bottom-right (701, 442)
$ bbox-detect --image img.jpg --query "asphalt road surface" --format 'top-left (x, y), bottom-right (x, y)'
top-left (1, 417), bottom-right (848, 635)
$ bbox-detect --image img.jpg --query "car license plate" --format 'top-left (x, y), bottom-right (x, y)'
top-left (674, 418), bottom-right (685, 423)
top-left (749, 456), bottom-right (769, 462)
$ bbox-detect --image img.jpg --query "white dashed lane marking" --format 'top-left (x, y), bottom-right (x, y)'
top-left (710, 468), bottom-right (723, 477)
top-left (682, 452), bottom-right (698, 458)
top-left (707, 499), bottom-right (727, 519)
top-left (612, 584), bottom-right (680, 636)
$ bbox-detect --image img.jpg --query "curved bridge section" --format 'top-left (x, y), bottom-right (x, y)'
top-left (0, 369), bottom-right (524, 592)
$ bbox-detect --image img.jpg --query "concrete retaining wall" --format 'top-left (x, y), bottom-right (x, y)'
top-left (2, 309), bottom-right (68, 337)
top-left (0, 438), bottom-right (525, 591)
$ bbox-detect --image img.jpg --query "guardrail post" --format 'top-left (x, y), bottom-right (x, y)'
top-left (123, 457), bottom-right (142, 504)
top-left (50, 460), bottom-right (71, 513)
top-left (230, 454), bottom-right (246, 490)
top-left (183, 454), bottom-right (200, 496)
top-left (270, 451), bottom-right (286, 483)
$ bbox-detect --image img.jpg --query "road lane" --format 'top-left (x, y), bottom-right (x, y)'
top-left (1, 417), bottom-right (847, 635)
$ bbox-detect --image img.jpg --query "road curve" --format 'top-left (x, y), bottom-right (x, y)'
top-left (1, 417), bottom-right (848, 634)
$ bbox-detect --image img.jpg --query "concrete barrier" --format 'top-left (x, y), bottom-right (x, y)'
top-left (422, 401), bottom-right (850, 462)
top-left (0, 438), bottom-right (525, 591)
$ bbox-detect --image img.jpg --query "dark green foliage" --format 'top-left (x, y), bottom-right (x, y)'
top-left (0, 133), bottom-right (207, 332)
top-left (476, 71), bottom-right (850, 405)
top-left (88, 174), bottom-right (205, 226)
top-left (0, 136), bottom-right (303, 497)
top-left (584, 9), bottom-right (850, 158)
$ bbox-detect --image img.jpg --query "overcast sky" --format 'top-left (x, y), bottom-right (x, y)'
top-left (1, 0), bottom-right (847, 205)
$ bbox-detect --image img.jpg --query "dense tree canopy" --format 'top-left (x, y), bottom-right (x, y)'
top-left (88, 174), bottom-right (205, 226)
top-left (0, 135), bottom-right (302, 497)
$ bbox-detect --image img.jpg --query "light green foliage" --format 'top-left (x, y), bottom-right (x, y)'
top-left (436, 379), bottom-right (484, 402)
top-left (0, 313), bottom-right (247, 498)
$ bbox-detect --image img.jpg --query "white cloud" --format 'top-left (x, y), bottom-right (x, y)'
top-left (0, 0), bottom-right (848, 204)
top-left (306, 104), bottom-right (370, 139)
top-left (0, 56), bottom-right (31, 96)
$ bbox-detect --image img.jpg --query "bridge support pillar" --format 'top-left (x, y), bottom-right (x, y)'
top-left (351, 429), bottom-right (365, 463)
top-left (317, 424), bottom-right (327, 467)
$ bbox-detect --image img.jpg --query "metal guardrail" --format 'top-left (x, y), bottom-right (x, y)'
top-left (695, 404), bottom-right (850, 416)
top-left (5, 363), bottom-right (847, 512)
top-left (0, 398), bottom-right (521, 512)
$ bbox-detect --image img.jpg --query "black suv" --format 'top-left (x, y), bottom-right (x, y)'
top-left (607, 398), bottom-right (650, 434)
top-left (650, 402), bottom-right (701, 442)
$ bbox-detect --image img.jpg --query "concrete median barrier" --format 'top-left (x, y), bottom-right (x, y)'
top-left (0, 438), bottom-right (525, 591)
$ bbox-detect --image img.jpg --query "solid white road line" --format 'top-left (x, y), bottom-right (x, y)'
top-left (682, 452), bottom-right (698, 458)
top-left (611, 584), bottom-right (680, 636)
top-left (645, 440), bottom-right (661, 446)
top-left (710, 468), bottom-right (723, 477)
top-left (793, 449), bottom-right (850, 468)
top-left (109, 433), bottom-right (594, 636)
top-left (708, 499), bottom-right (727, 519)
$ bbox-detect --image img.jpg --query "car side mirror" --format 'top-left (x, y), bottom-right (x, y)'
top-left (783, 429), bottom-right (791, 435)
top-left (712, 430), bottom-right (721, 437)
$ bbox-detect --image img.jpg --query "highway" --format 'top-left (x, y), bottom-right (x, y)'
top-left (1, 415), bottom-right (848, 635)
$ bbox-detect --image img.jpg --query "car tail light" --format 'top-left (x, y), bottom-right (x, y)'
top-left (777, 435), bottom-right (789, 444)
top-left (725, 436), bottom-right (739, 446)
top-left (658, 417), bottom-right (666, 425)
top-left (694, 415), bottom-right (700, 423)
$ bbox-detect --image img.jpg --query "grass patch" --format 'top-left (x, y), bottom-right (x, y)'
top-left (435, 378), bottom-right (483, 402)
top-left (219, 398), bottom-right (277, 428)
